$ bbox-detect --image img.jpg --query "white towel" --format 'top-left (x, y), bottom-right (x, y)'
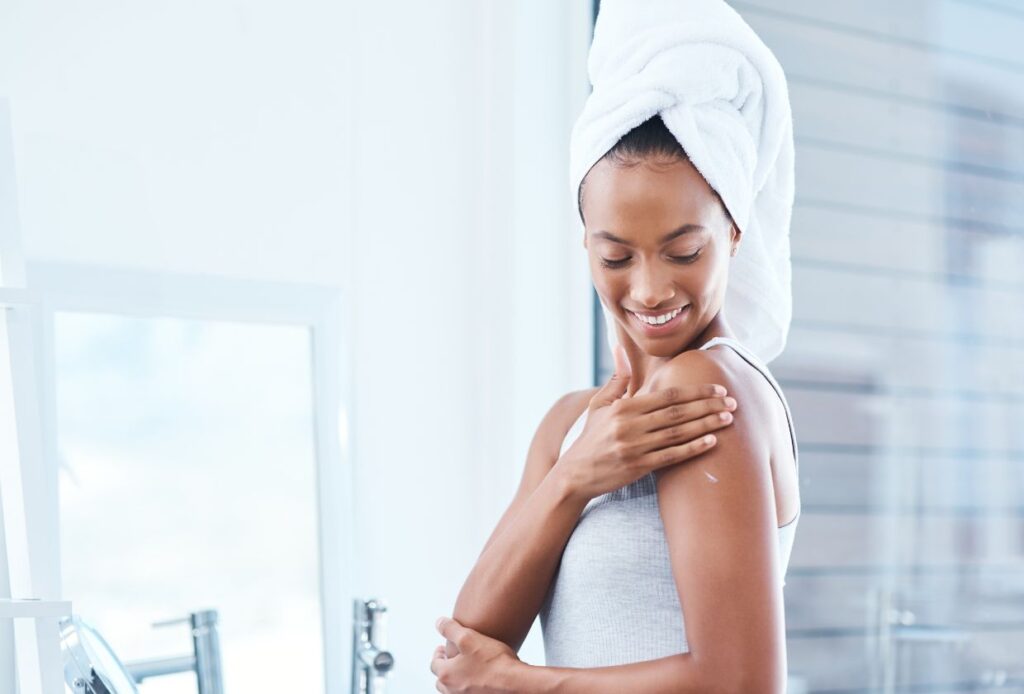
top-left (571, 0), bottom-right (795, 364)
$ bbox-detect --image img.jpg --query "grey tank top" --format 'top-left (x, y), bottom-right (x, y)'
top-left (538, 336), bottom-right (800, 668)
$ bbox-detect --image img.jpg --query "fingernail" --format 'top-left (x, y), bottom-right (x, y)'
top-left (714, 385), bottom-right (727, 396)
top-left (435, 617), bottom-right (443, 629)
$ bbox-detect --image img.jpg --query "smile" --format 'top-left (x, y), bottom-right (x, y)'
top-left (627, 306), bottom-right (689, 335)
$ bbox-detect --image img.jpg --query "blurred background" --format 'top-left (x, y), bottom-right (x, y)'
top-left (1, 0), bottom-right (1022, 692)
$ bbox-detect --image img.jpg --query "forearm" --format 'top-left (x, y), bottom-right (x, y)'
top-left (452, 467), bottom-right (588, 651)
top-left (512, 653), bottom-right (729, 694)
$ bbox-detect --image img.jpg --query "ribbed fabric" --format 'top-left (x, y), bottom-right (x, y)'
top-left (538, 336), bottom-right (799, 668)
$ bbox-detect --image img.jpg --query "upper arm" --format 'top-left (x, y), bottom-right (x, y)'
top-left (652, 353), bottom-right (786, 693)
top-left (478, 387), bottom-right (597, 556)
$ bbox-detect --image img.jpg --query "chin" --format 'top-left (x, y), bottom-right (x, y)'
top-left (619, 324), bottom-right (689, 357)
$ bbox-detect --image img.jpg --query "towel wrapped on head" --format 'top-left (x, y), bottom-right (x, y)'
top-left (571, 0), bottom-right (795, 364)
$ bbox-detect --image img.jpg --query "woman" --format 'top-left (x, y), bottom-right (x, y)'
top-left (431, 1), bottom-right (800, 691)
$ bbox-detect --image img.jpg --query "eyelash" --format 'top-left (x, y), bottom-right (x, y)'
top-left (599, 251), bottom-right (702, 269)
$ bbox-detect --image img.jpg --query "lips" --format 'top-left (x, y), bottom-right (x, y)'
top-left (627, 305), bottom-right (689, 335)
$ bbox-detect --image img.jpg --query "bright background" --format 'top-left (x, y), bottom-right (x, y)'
top-left (2, 0), bottom-right (1023, 691)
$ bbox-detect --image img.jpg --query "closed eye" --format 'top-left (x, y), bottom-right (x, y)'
top-left (599, 251), bottom-right (702, 269)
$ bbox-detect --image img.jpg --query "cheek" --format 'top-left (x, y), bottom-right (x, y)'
top-left (590, 274), bottom-right (621, 304)
top-left (694, 257), bottom-right (731, 302)
top-left (587, 259), bottom-right (620, 292)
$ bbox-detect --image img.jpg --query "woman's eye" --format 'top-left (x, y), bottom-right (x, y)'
top-left (599, 251), bottom-right (701, 269)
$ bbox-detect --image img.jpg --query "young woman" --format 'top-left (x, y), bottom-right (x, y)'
top-left (432, 2), bottom-right (799, 691)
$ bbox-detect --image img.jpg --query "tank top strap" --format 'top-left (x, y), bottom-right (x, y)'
top-left (697, 336), bottom-right (799, 476)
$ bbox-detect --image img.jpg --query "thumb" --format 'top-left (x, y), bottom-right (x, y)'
top-left (593, 344), bottom-right (632, 406)
top-left (435, 616), bottom-right (469, 650)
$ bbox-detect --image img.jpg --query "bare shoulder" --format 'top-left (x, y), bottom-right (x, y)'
top-left (542, 386), bottom-right (600, 450)
top-left (648, 347), bottom-right (776, 499)
top-left (655, 347), bottom-right (778, 451)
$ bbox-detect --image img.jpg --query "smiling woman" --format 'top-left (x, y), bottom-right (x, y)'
top-left (530, 117), bottom-right (801, 687)
top-left (434, 0), bottom-right (800, 690)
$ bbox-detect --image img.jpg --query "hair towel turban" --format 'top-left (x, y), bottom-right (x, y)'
top-left (571, 0), bottom-right (796, 364)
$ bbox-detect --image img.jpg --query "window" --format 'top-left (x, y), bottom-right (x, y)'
top-left (591, 1), bottom-right (1024, 689)
top-left (55, 312), bottom-right (324, 692)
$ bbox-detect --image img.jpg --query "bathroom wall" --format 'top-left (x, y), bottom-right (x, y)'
top-left (0, 0), bottom-right (592, 690)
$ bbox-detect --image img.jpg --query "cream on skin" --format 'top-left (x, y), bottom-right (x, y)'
top-left (429, 155), bottom-right (788, 693)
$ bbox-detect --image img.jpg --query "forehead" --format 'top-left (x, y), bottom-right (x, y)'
top-left (582, 157), bottom-right (724, 234)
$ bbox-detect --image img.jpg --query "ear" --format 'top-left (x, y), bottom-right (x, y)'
top-left (729, 223), bottom-right (742, 257)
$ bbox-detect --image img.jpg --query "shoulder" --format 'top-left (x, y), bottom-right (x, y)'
top-left (649, 347), bottom-right (774, 503)
top-left (533, 386), bottom-right (600, 456)
top-left (653, 346), bottom-right (777, 448)
top-left (655, 348), bottom-right (732, 393)
top-left (655, 345), bottom-right (751, 393)
top-left (552, 386), bottom-right (600, 438)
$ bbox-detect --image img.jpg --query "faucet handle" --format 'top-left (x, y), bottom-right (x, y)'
top-left (151, 610), bottom-right (219, 630)
top-left (358, 644), bottom-right (395, 674)
top-left (151, 616), bottom-right (191, 629)
top-left (353, 597), bottom-right (389, 621)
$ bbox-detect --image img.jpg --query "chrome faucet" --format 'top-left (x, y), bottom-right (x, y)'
top-left (351, 598), bottom-right (394, 694)
top-left (123, 609), bottom-right (224, 694)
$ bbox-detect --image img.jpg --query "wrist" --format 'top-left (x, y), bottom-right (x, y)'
top-left (507, 661), bottom-right (565, 694)
top-left (548, 459), bottom-right (590, 507)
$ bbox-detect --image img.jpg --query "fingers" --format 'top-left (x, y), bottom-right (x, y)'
top-left (613, 343), bottom-right (632, 378)
top-left (640, 395), bottom-right (737, 433)
top-left (591, 347), bottom-right (632, 407)
top-left (623, 383), bottom-right (729, 414)
top-left (435, 616), bottom-right (470, 650)
top-left (641, 431), bottom-right (720, 470)
top-left (430, 644), bottom-right (449, 691)
top-left (432, 646), bottom-right (448, 675)
top-left (645, 410), bottom-right (735, 452)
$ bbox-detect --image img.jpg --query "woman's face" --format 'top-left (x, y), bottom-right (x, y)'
top-left (581, 155), bottom-right (739, 359)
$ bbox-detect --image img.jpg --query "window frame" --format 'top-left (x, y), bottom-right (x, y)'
top-left (30, 260), bottom-right (356, 694)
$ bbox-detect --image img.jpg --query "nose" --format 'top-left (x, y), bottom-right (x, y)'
top-left (628, 260), bottom-right (677, 309)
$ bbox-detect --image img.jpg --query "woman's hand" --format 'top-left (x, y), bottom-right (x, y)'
top-left (553, 343), bottom-right (738, 502)
top-left (431, 616), bottom-right (524, 694)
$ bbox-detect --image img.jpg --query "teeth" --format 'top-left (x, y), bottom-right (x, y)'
top-left (632, 307), bottom-right (682, 325)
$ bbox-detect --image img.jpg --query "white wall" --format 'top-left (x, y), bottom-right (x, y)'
top-left (1, 0), bottom-right (593, 691)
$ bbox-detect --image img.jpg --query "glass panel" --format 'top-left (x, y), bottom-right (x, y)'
top-left (55, 312), bottom-right (324, 693)
top-left (592, 2), bottom-right (1024, 691)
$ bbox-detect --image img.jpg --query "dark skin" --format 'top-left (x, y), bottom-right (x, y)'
top-left (583, 155), bottom-right (740, 391)
top-left (432, 155), bottom-right (800, 693)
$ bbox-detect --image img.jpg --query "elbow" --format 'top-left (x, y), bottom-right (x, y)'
top-left (725, 667), bottom-right (787, 694)
top-left (692, 655), bottom-right (786, 694)
top-left (700, 673), bottom-right (783, 694)
top-left (734, 674), bottom-right (786, 694)
top-left (450, 603), bottom-right (523, 654)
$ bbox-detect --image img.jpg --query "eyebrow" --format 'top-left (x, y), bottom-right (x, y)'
top-left (592, 224), bottom-right (707, 246)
